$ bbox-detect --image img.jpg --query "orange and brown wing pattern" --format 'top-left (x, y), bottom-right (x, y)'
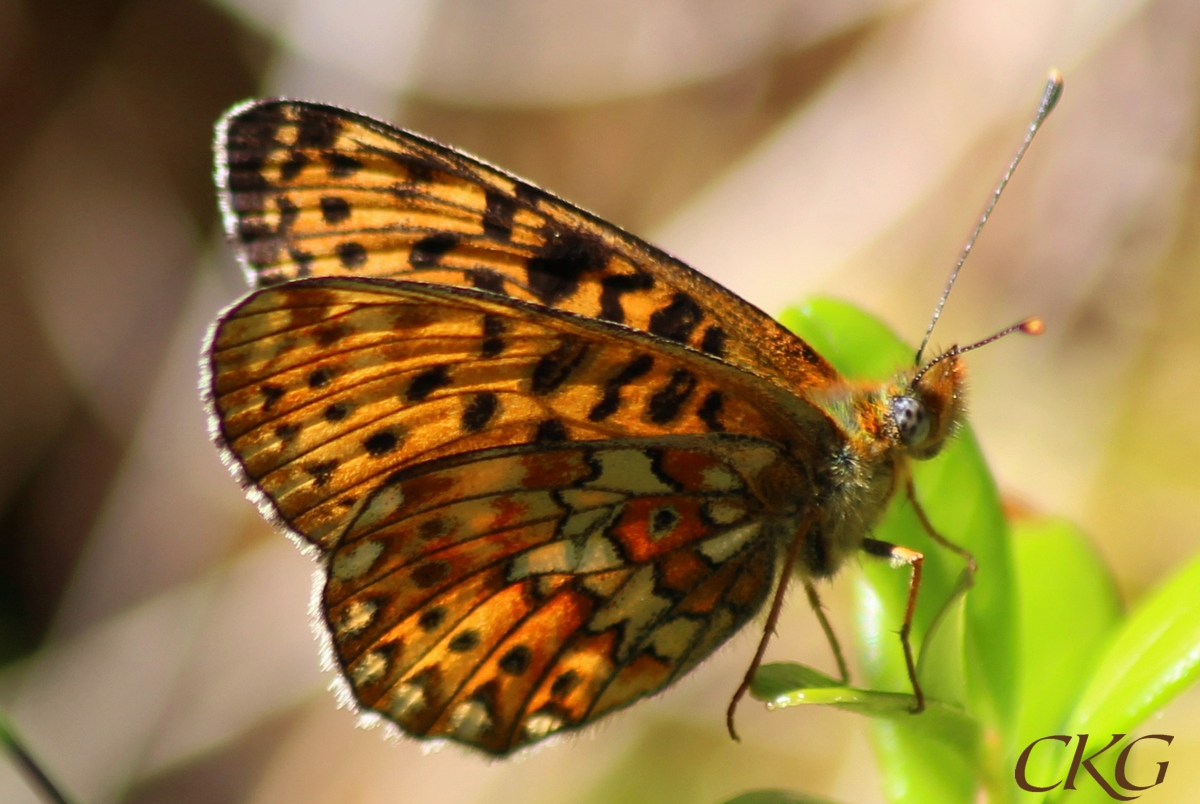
top-left (322, 437), bottom-right (793, 754)
top-left (216, 99), bottom-right (837, 395)
top-left (204, 276), bottom-right (828, 551)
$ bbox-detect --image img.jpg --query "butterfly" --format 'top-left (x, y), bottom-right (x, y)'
top-left (203, 81), bottom-right (1056, 755)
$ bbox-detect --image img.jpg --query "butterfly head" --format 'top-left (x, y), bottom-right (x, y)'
top-left (894, 316), bottom-right (1043, 460)
top-left (891, 352), bottom-right (966, 461)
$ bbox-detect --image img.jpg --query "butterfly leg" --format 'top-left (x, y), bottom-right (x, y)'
top-left (906, 478), bottom-right (978, 584)
top-left (905, 478), bottom-right (977, 680)
top-left (860, 537), bottom-right (925, 713)
top-left (802, 579), bottom-right (849, 685)
top-left (726, 510), bottom-right (818, 742)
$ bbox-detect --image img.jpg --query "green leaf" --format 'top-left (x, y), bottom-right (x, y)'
top-left (1041, 548), bottom-right (1200, 802)
top-left (749, 661), bottom-right (843, 699)
top-left (779, 298), bottom-right (1018, 803)
top-left (749, 662), bottom-right (977, 745)
top-left (1008, 517), bottom-right (1121, 797)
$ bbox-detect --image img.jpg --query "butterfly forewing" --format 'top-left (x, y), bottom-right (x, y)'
top-left (217, 100), bottom-right (837, 396)
top-left (206, 277), bottom-right (828, 552)
top-left (322, 437), bottom-right (790, 754)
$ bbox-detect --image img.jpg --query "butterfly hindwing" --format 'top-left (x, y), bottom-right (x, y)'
top-left (217, 99), bottom-right (837, 394)
top-left (322, 437), bottom-right (793, 754)
top-left (205, 276), bottom-right (828, 551)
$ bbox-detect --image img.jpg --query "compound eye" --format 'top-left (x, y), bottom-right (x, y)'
top-left (892, 396), bottom-right (931, 447)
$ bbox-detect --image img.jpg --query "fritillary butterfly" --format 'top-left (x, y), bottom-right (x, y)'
top-left (203, 75), bottom-right (1059, 756)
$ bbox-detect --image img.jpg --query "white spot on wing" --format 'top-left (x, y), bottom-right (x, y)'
top-left (729, 446), bottom-right (777, 476)
top-left (524, 712), bottom-right (564, 740)
top-left (698, 522), bottom-right (761, 563)
top-left (650, 617), bottom-right (703, 660)
top-left (388, 681), bottom-right (426, 718)
top-left (336, 598), bottom-right (378, 637)
top-left (449, 699), bottom-right (493, 740)
top-left (575, 534), bottom-right (622, 572)
top-left (352, 483), bottom-right (405, 533)
top-left (588, 565), bottom-right (670, 658)
top-left (559, 488), bottom-right (624, 510)
top-left (588, 449), bottom-right (672, 494)
top-left (701, 466), bottom-right (740, 491)
top-left (705, 499), bottom-right (746, 525)
top-left (352, 649), bottom-right (388, 685)
top-left (332, 539), bottom-right (385, 581)
top-left (509, 541), bottom-right (576, 579)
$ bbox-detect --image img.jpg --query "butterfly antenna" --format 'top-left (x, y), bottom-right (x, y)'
top-left (912, 316), bottom-right (1043, 386)
top-left (914, 69), bottom-right (1064, 366)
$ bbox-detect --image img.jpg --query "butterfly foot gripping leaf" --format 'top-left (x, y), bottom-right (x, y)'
top-left (205, 82), bottom-right (1057, 754)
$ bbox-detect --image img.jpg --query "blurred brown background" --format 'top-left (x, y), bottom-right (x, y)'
top-left (1, 0), bottom-right (1198, 802)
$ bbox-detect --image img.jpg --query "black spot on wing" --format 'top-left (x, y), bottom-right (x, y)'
top-left (468, 270), bottom-right (508, 295)
top-left (526, 230), bottom-right (606, 305)
top-left (372, 147), bottom-right (438, 184)
top-left (363, 430), bottom-right (400, 456)
top-left (698, 391), bottom-right (725, 432)
top-left (324, 402), bottom-right (349, 422)
top-left (647, 369), bottom-right (697, 424)
top-left (260, 384), bottom-right (285, 411)
top-left (307, 367), bottom-right (331, 388)
top-left (534, 419), bottom-right (568, 443)
top-left (531, 335), bottom-right (589, 395)
top-left (313, 323), bottom-right (351, 347)
top-left (550, 670), bottom-right (579, 698)
top-left (499, 645), bottom-right (532, 675)
top-left (449, 629), bottom-right (480, 652)
top-left (409, 233), bottom-right (458, 267)
top-left (419, 606), bottom-right (446, 631)
top-left (306, 459), bottom-right (339, 486)
top-left (599, 271), bottom-right (654, 324)
top-left (412, 560), bottom-right (451, 588)
top-left (649, 292), bottom-right (702, 343)
top-left (419, 518), bottom-right (448, 540)
top-left (336, 241), bottom-right (367, 269)
top-left (481, 315), bottom-right (505, 357)
top-left (461, 392), bottom-right (498, 432)
top-left (274, 422), bottom-right (299, 442)
top-left (320, 196), bottom-right (351, 224)
top-left (275, 195), bottom-right (299, 232)
top-left (482, 191), bottom-right (517, 240)
top-left (279, 150), bottom-right (308, 182)
top-left (406, 365), bottom-right (452, 402)
top-left (295, 107), bottom-right (342, 149)
top-left (589, 354), bottom-right (653, 422)
top-left (323, 151), bottom-right (362, 177)
top-left (288, 247), bottom-right (314, 277)
top-left (700, 325), bottom-right (726, 357)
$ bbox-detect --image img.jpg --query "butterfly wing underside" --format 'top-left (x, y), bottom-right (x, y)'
top-left (325, 437), bottom-right (787, 754)
top-left (204, 276), bottom-right (822, 753)
top-left (217, 99), bottom-right (838, 397)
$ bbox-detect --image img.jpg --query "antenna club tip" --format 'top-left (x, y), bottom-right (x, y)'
top-left (1043, 70), bottom-right (1064, 111)
top-left (1020, 317), bottom-right (1046, 336)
